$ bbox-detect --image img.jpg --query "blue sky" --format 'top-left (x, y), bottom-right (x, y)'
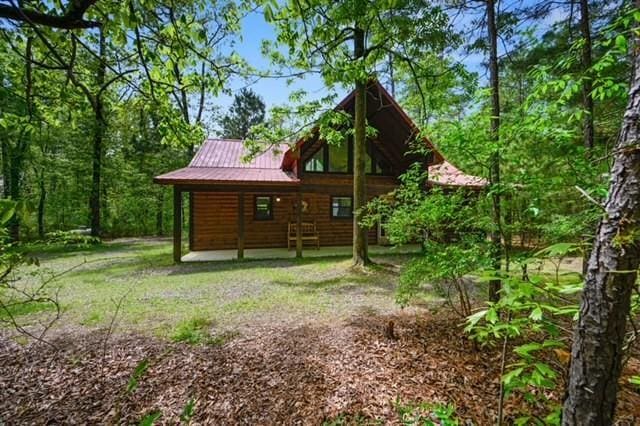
top-left (208, 2), bottom-right (569, 134)
top-left (210, 10), bottom-right (330, 111)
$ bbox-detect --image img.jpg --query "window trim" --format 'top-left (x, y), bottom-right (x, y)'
top-left (253, 195), bottom-right (274, 221)
top-left (330, 195), bottom-right (353, 219)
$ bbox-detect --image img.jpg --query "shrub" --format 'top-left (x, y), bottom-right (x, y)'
top-left (395, 399), bottom-right (459, 426)
top-left (45, 230), bottom-right (101, 247)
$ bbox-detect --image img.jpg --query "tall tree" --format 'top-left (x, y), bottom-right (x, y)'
top-left (263, 0), bottom-right (454, 266)
top-left (487, 0), bottom-right (503, 302)
top-left (579, 0), bottom-right (595, 151)
top-left (220, 88), bottom-right (266, 139)
top-left (352, 25), bottom-right (368, 265)
top-left (562, 7), bottom-right (640, 423)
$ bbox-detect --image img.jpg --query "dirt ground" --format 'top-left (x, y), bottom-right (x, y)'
top-left (2, 310), bottom-right (639, 425)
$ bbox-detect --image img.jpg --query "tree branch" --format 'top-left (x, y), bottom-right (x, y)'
top-left (1, 0), bottom-right (101, 29)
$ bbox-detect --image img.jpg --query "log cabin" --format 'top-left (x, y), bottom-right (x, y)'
top-left (154, 81), bottom-right (486, 262)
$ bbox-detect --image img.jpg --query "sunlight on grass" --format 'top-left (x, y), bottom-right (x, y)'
top-left (6, 239), bottom-right (422, 339)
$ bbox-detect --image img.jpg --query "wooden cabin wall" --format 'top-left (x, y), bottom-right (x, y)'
top-left (190, 175), bottom-right (397, 251)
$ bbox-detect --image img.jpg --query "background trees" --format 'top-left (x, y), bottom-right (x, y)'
top-left (220, 88), bottom-right (266, 139)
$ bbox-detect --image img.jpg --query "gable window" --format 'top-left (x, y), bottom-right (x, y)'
top-left (254, 196), bottom-right (273, 220)
top-left (328, 142), bottom-right (349, 172)
top-left (304, 148), bottom-right (325, 172)
top-left (331, 196), bottom-right (352, 218)
top-left (302, 139), bottom-right (394, 176)
top-left (365, 149), bottom-right (374, 174)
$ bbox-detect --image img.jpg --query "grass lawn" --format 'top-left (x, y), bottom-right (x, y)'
top-left (8, 238), bottom-right (431, 342)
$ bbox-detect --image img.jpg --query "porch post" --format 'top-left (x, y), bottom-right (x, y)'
top-left (237, 191), bottom-right (245, 259)
top-left (296, 190), bottom-right (303, 258)
top-left (173, 186), bottom-right (182, 263)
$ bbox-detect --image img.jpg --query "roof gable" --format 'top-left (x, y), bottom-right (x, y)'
top-left (284, 80), bottom-right (445, 173)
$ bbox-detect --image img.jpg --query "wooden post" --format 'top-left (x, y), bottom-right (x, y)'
top-left (237, 192), bottom-right (245, 259)
top-left (296, 191), bottom-right (303, 258)
top-left (173, 186), bottom-right (182, 263)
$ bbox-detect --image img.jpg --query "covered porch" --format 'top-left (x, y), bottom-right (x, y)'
top-left (181, 243), bottom-right (421, 262)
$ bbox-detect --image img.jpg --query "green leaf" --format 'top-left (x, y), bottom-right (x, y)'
top-left (502, 367), bottom-right (524, 385)
top-left (465, 309), bottom-right (488, 329)
top-left (0, 200), bottom-right (16, 226)
top-left (139, 411), bottom-right (162, 426)
top-left (127, 359), bottom-right (150, 394)
top-left (529, 306), bottom-right (543, 321)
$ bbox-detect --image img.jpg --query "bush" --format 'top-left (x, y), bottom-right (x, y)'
top-left (395, 399), bottom-right (459, 426)
top-left (44, 230), bottom-right (101, 247)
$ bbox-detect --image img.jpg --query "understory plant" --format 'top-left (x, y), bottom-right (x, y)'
top-left (465, 244), bottom-right (584, 424)
top-left (398, 240), bottom-right (489, 317)
top-left (395, 399), bottom-right (459, 426)
top-left (364, 170), bottom-right (490, 316)
top-left (0, 200), bottom-right (61, 346)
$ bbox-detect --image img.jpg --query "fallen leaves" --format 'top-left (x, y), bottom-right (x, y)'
top-left (1, 310), bottom-right (638, 425)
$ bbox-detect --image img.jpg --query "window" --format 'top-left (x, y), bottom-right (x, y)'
top-left (376, 157), bottom-right (393, 175)
top-left (365, 149), bottom-right (374, 174)
top-left (254, 196), bottom-right (273, 220)
top-left (331, 196), bottom-right (352, 218)
top-left (328, 142), bottom-right (349, 172)
top-left (304, 148), bottom-right (325, 172)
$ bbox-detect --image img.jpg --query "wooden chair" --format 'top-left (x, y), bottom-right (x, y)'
top-left (288, 221), bottom-right (320, 250)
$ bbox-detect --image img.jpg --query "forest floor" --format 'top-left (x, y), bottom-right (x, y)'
top-left (1, 238), bottom-right (639, 424)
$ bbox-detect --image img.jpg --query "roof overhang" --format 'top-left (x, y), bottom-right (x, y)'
top-left (154, 167), bottom-right (300, 186)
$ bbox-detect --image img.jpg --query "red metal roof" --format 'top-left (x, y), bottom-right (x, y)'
top-left (154, 167), bottom-right (298, 185)
top-left (189, 139), bottom-right (290, 169)
top-left (428, 161), bottom-right (487, 188)
top-left (155, 95), bottom-right (486, 189)
top-left (154, 139), bottom-right (298, 185)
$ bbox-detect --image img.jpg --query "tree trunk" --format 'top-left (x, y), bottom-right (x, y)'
top-left (562, 13), bottom-right (640, 423)
top-left (487, 0), bottom-right (502, 302)
top-left (89, 29), bottom-right (106, 237)
top-left (156, 190), bottom-right (164, 236)
top-left (579, 0), bottom-right (595, 151)
top-left (6, 36), bottom-right (35, 241)
top-left (352, 26), bottom-right (369, 266)
top-left (37, 170), bottom-right (46, 239)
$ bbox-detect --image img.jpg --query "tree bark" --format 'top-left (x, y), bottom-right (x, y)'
top-left (89, 28), bottom-right (106, 237)
top-left (579, 0), bottom-right (595, 151)
top-left (352, 25), bottom-right (369, 266)
top-left (487, 0), bottom-right (502, 302)
top-left (562, 12), bottom-right (640, 423)
top-left (156, 190), bottom-right (164, 236)
top-left (37, 169), bottom-right (46, 239)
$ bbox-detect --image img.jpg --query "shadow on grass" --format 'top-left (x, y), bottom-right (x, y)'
top-left (271, 270), bottom-right (396, 295)
top-left (166, 253), bottom-right (416, 277)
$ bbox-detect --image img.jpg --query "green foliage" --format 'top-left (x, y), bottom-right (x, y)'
top-left (395, 399), bottom-right (459, 426)
top-left (397, 242), bottom-right (489, 316)
top-left (126, 359), bottom-right (151, 394)
top-left (171, 317), bottom-right (235, 346)
top-left (44, 230), bottom-right (101, 248)
top-left (465, 244), bottom-right (584, 423)
top-left (220, 88), bottom-right (266, 140)
top-left (138, 411), bottom-right (162, 426)
top-left (364, 172), bottom-right (489, 315)
top-left (171, 317), bottom-right (214, 344)
top-left (180, 397), bottom-right (197, 423)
